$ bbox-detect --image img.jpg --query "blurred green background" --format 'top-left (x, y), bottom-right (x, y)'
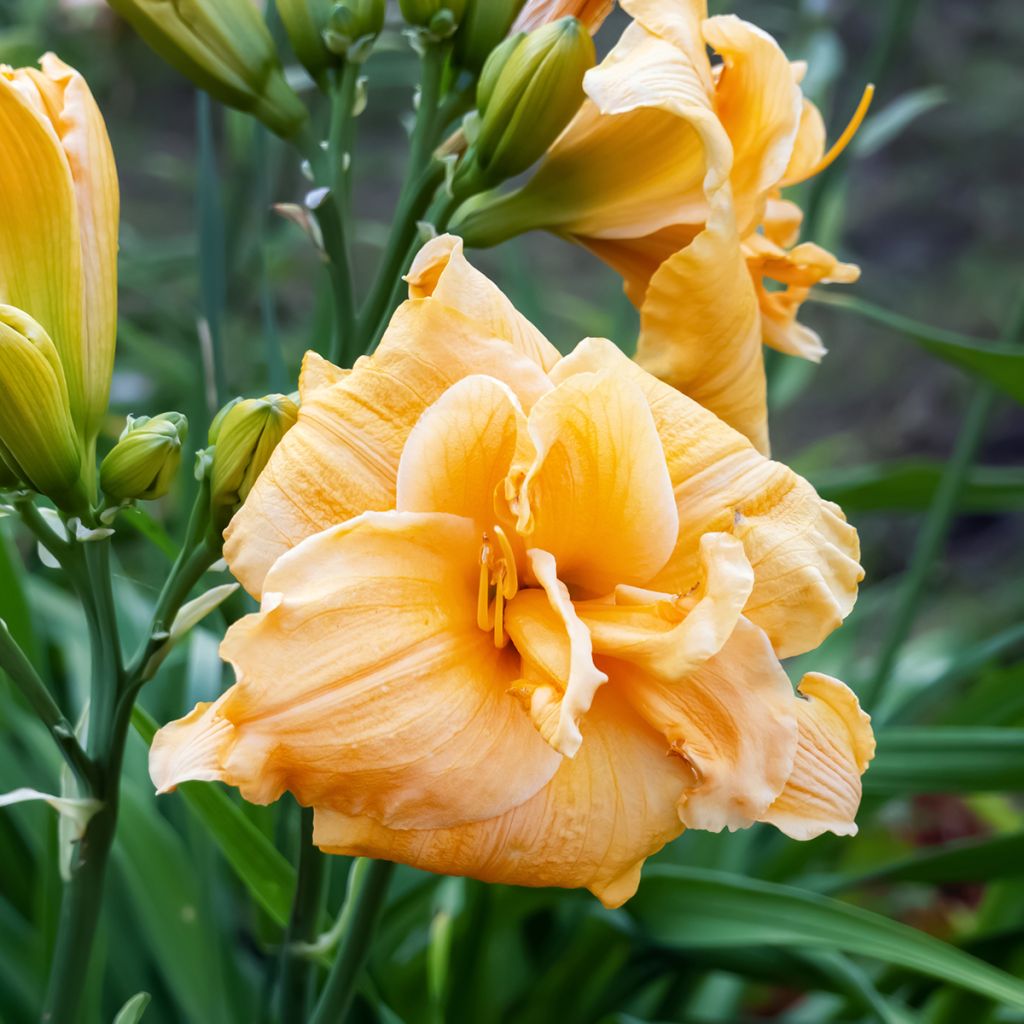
top-left (1, 1), bottom-right (1023, 1022)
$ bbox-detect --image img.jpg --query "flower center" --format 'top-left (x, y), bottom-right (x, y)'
top-left (477, 525), bottom-right (519, 648)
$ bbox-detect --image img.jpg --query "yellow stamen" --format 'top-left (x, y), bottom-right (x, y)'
top-left (781, 83), bottom-right (874, 188)
top-left (477, 534), bottom-right (492, 632)
top-left (477, 527), bottom-right (518, 646)
top-left (493, 525), bottom-right (518, 599)
top-left (494, 585), bottom-right (507, 648)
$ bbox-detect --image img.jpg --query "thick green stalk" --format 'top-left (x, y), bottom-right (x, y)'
top-left (308, 859), bottom-right (395, 1024)
top-left (278, 806), bottom-right (328, 1023)
top-left (864, 293), bottom-right (1024, 711)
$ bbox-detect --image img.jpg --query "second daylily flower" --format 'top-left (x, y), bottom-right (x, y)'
top-left (151, 236), bottom-right (872, 908)
top-left (452, 0), bottom-right (869, 454)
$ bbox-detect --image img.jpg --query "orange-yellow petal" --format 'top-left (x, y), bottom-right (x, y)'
top-left (703, 15), bottom-right (802, 231)
top-left (577, 532), bottom-right (753, 681)
top-left (761, 673), bottom-right (875, 839)
top-left (506, 554), bottom-right (607, 757)
top-left (782, 98), bottom-right (826, 186)
top-left (635, 187), bottom-right (769, 453)
top-left (551, 338), bottom-right (862, 658)
top-left (396, 375), bottom-right (527, 531)
top-left (405, 235), bottom-right (561, 372)
top-left (224, 297), bottom-right (553, 597)
top-left (153, 511), bottom-right (561, 829)
top-left (313, 684), bottom-right (689, 908)
top-left (611, 617), bottom-right (798, 832)
top-left (516, 369), bottom-right (679, 594)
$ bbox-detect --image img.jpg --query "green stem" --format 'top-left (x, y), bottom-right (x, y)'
top-left (864, 293), bottom-right (1024, 712)
top-left (278, 806), bottom-right (328, 1023)
top-left (308, 859), bottom-right (395, 1024)
top-left (0, 620), bottom-right (95, 790)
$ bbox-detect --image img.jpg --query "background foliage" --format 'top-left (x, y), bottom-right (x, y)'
top-left (1, 0), bottom-right (1023, 1022)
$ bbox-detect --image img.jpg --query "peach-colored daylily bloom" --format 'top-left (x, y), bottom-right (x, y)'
top-left (0, 55), bottom-right (119, 450)
top-left (150, 236), bottom-right (871, 907)
top-left (512, 0), bottom-right (615, 34)
top-left (452, 0), bottom-right (870, 454)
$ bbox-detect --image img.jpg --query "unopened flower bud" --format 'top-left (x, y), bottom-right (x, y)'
top-left (276, 0), bottom-right (333, 86)
top-left (453, 0), bottom-right (526, 73)
top-left (399, 0), bottom-right (467, 31)
top-left (0, 306), bottom-right (82, 502)
top-left (209, 394), bottom-right (299, 529)
top-left (100, 412), bottom-right (188, 502)
top-left (107, 0), bottom-right (308, 137)
top-left (471, 17), bottom-right (593, 184)
top-left (323, 0), bottom-right (387, 59)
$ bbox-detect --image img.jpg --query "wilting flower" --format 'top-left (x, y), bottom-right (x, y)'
top-left (452, 0), bottom-right (870, 453)
top-left (151, 236), bottom-right (871, 907)
top-left (0, 55), bottom-right (119, 455)
top-left (512, 0), bottom-right (614, 34)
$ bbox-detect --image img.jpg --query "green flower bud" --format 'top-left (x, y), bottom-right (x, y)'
top-left (399, 0), bottom-right (467, 30)
top-left (453, 0), bottom-right (526, 73)
top-left (100, 412), bottom-right (188, 503)
top-left (209, 394), bottom-right (299, 529)
top-left (107, 0), bottom-right (308, 137)
top-left (472, 17), bottom-right (594, 185)
top-left (276, 0), bottom-right (333, 86)
top-left (323, 0), bottom-right (387, 60)
top-left (0, 449), bottom-right (21, 490)
top-left (0, 306), bottom-right (82, 502)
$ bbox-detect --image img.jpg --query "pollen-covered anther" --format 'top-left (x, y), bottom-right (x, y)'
top-left (477, 525), bottom-right (519, 647)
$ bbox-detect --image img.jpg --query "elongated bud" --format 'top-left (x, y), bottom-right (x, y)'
top-left (453, 0), bottom-right (526, 72)
top-left (470, 17), bottom-right (593, 185)
top-left (400, 0), bottom-right (467, 34)
top-left (324, 0), bottom-right (387, 60)
top-left (100, 412), bottom-right (188, 502)
top-left (107, 0), bottom-right (307, 137)
top-left (0, 306), bottom-right (82, 502)
top-left (276, 0), bottom-right (332, 86)
top-left (209, 395), bottom-right (299, 529)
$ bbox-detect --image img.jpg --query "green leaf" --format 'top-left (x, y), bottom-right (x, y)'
top-left (811, 460), bottom-right (1024, 515)
top-left (811, 294), bottom-right (1024, 404)
top-left (131, 705), bottom-right (296, 927)
top-left (113, 991), bottom-right (152, 1024)
top-left (826, 831), bottom-right (1024, 892)
top-left (629, 866), bottom-right (1024, 1009)
top-left (866, 728), bottom-right (1024, 795)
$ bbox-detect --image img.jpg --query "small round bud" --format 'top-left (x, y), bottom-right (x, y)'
top-left (472, 17), bottom-right (594, 184)
top-left (399, 0), bottom-right (467, 30)
top-left (209, 394), bottom-right (299, 529)
top-left (323, 0), bottom-right (386, 58)
top-left (0, 306), bottom-right (82, 503)
top-left (453, 0), bottom-right (525, 74)
top-left (100, 412), bottom-right (188, 503)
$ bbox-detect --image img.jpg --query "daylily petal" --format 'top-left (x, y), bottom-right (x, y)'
top-left (405, 235), bottom-right (561, 372)
top-left (454, 10), bottom-right (731, 244)
top-left (578, 532), bottom-right (753, 681)
top-left (703, 15), bottom-right (803, 230)
top-left (224, 297), bottom-right (553, 597)
top-left (611, 617), bottom-right (798, 831)
top-left (551, 338), bottom-right (862, 657)
top-left (506, 552), bottom-right (607, 757)
top-left (783, 98), bottom-right (826, 186)
top-left (396, 375), bottom-right (527, 531)
top-left (761, 673), bottom-right (875, 839)
top-left (153, 512), bottom-right (561, 829)
top-left (313, 684), bottom-right (690, 908)
top-left (517, 369), bottom-right (679, 594)
top-left (298, 350), bottom-right (348, 397)
top-left (635, 188), bottom-right (769, 453)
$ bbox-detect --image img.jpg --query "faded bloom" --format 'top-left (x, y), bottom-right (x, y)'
top-left (0, 55), bottom-right (119, 453)
top-left (512, 0), bottom-right (614, 34)
top-left (452, 0), bottom-right (870, 454)
top-left (151, 237), bottom-right (871, 907)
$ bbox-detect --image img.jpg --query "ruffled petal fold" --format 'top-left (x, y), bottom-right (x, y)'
top-left (154, 512), bottom-right (562, 829)
top-left (313, 684), bottom-right (689, 908)
top-left (761, 673), bottom-right (875, 839)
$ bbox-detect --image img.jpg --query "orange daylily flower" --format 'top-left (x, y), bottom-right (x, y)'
top-left (512, 0), bottom-right (615, 34)
top-left (452, 0), bottom-right (870, 453)
top-left (0, 54), bottom-right (119, 450)
top-left (150, 236), bottom-right (871, 907)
